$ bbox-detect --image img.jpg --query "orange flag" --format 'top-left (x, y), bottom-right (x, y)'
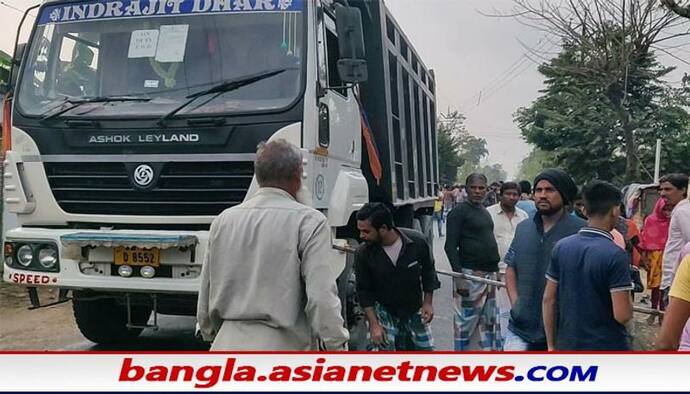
top-left (358, 100), bottom-right (383, 185)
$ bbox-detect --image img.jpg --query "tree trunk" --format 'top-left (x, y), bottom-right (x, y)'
top-left (610, 91), bottom-right (639, 183)
top-left (623, 122), bottom-right (639, 182)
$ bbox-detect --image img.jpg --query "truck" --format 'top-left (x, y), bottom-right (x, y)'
top-left (2, 0), bottom-right (439, 346)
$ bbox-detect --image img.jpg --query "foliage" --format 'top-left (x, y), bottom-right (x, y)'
top-left (477, 163), bottom-right (508, 184)
top-left (515, 31), bottom-right (690, 185)
top-left (516, 148), bottom-right (557, 183)
top-left (0, 50), bottom-right (11, 91)
top-left (437, 111), bottom-right (488, 185)
top-left (506, 0), bottom-right (690, 183)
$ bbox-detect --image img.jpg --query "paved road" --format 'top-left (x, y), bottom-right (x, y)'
top-left (0, 226), bottom-right (656, 350)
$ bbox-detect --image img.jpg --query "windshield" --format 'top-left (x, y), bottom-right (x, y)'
top-left (17, 0), bottom-right (305, 119)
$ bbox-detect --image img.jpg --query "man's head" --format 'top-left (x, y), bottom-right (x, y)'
top-left (356, 203), bottom-right (395, 245)
top-left (572, 191), bottom-right (587, 219)
top-left (254, 139), bottom-right (303, 198)
top-left (499, 181), bottom-right (521, 210)
top-left (519, 180), bottom-right (532, 199)
top-left (659, 173), bottom-right (689, 207)
top-left (73, 43), bottom-right (94, 68)
top-left (583, 181), bottom-right (622, 230)
top-left (533, 169), bottom-right (578, 216)
top-left (466, 173), bottom-right (488, 204)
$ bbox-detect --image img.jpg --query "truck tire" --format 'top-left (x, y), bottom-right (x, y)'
top-left (72, 291), bottom-right (151, 345)
top-left (337, 238), bottom-right (368, 351)
top-left (414, 215), bottom-right (434, 247)
top-left (413, 218), bottom-right (422, 232)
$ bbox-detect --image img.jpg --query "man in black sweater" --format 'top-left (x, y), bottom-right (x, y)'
top-left (355, 203), bottom-right (440, 350)
top-left (444, 173), bottom-right (502, 350)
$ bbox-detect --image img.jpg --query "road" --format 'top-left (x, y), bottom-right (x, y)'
top-left (0, 228), bottom-right (657, 350)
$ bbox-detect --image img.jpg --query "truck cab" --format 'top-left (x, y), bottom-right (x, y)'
top-left (3, 0), bottom-right (438, 346)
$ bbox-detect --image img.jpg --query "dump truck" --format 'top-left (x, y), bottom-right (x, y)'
top-left (2, 0), bottom-right (438, 345)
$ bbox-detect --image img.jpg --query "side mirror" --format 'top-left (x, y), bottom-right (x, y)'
top-left (4, 43), bottom-right (27, 93)
top-left (13, 43), bottom-right (26, 67)
top-left (335, 6), bottom-right (368, 83)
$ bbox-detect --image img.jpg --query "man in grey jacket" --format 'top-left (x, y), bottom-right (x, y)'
top-left (197, 139), bottom-right (349, 350)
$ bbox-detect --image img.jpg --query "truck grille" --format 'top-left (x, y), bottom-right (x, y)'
top-left (44, 161), bottom-right (254, 216)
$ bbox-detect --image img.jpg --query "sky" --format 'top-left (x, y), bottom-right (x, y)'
top-left (1, 0), bottom-right (687, 178)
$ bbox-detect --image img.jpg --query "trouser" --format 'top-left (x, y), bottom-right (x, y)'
top-left (651, 287), bottom-right (666, 311)
top-left (502, 328), bottom-right (547, 351)
top-left (432, 211), bottom-right (444, 236)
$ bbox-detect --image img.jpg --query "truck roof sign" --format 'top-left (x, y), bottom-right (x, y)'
top-left (38, 0), bottom-right (303, 26)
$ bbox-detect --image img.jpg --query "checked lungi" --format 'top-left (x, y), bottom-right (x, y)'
top-left (369, 303), bottom-right (434, 351)
top-left (453, 269), bottom-right (503, 351)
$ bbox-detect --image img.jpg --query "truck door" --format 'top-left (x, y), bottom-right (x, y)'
top-left (319, 14), bottom-right (360, 156)
top-left (313, 11), bottom-right (360, 208)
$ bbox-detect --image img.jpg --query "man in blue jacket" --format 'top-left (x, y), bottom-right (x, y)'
top-left (503, 169), bottom-right (586, 350)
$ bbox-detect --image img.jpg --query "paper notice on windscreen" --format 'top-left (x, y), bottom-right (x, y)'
top-left (128, 30), bottom-right (159, 58)
top-left (155, 25), bottom-right (189, 63)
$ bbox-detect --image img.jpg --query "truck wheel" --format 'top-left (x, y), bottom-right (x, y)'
top-left (337, 238), bottom-right (368, 351)
top-left (72, 291), bottom-right (151, 345)
top-left (345, 269), bottom-right (369, 350)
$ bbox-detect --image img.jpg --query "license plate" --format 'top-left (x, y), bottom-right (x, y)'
top-left (114, 247), bottom-right (160, 267)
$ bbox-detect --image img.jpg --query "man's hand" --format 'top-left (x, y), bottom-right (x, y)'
top-left (369, 322), bottom-right (387, 347)
top-left (420, 302), bottom-right (434, 324)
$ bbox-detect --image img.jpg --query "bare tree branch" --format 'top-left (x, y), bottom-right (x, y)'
top-left (661, 0), bottom-right (690, 18)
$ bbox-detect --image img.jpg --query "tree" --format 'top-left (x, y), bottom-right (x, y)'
top-left (515, 34), bottom-right (690, 184)
top-left (0, 50), bottom-right (11, 92)
top-left (662, 0), bottom-right (690, 18)
top-left (437, 111), bottom-right (488, 184)
top-left (478, 163), bottom-right (509, 184)
top-left (437, 118), bottom-right (463, 185)
top-left (517, 148), bottom-right (557, 182)
top-left (501, 0), bottom-right (690, 182)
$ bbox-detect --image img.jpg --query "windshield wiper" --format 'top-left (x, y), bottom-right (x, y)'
top-left (157, 67), bottom-right (291, 126)
top-left (40, 96), bottom-right (151, 123)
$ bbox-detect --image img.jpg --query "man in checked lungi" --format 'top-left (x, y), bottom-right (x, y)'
top-left (354, 203), bottom-right (441, 351)
top-left (444, 173), bottom-right (503, 351)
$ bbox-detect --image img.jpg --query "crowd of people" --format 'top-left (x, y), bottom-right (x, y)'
top-left (195, 139), bottom-right (690, 352)
top-left (435, 170), bottom-right (690, 351)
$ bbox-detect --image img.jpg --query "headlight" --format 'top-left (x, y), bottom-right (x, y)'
top-left (140, 265), bottom-right (156, 279)
top-left (38, 247), bottom-right (58, 269)
top-left (17, 245), bottom-right (34, 267)
top-left (118, 265), bottom-right (133, 277)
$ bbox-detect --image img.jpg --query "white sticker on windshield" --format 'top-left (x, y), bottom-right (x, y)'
top-left (128, 29), bottom-right (159, 58)
top-left (144, 80), bottom-right (160, 88)
top-left (155, 25), bottom-right (189, 63)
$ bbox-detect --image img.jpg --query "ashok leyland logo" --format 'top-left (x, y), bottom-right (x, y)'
top-left (49, 9), bottom-right (61, 22)
top-left (133, 164), bottom-right (154, 187)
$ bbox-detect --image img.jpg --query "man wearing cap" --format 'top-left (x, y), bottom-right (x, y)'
top-left (503, 169), bottom-right (586, 351)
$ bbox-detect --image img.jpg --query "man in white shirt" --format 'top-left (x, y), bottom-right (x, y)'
top-left (661, 174), bottom-right (690, 294)
top-left (487, 181), bottom-right (528, 338)
top-left (197, 140), bottom-right (349, 350)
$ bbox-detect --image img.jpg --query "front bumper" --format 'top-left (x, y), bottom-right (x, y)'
top-left (3, 227), bottom-right (208, 294)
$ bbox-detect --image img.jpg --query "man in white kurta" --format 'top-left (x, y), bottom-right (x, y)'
top-left (197, 140), bottom-right (349, 350)
top-left (487, 182), bottom-right (528, 339)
